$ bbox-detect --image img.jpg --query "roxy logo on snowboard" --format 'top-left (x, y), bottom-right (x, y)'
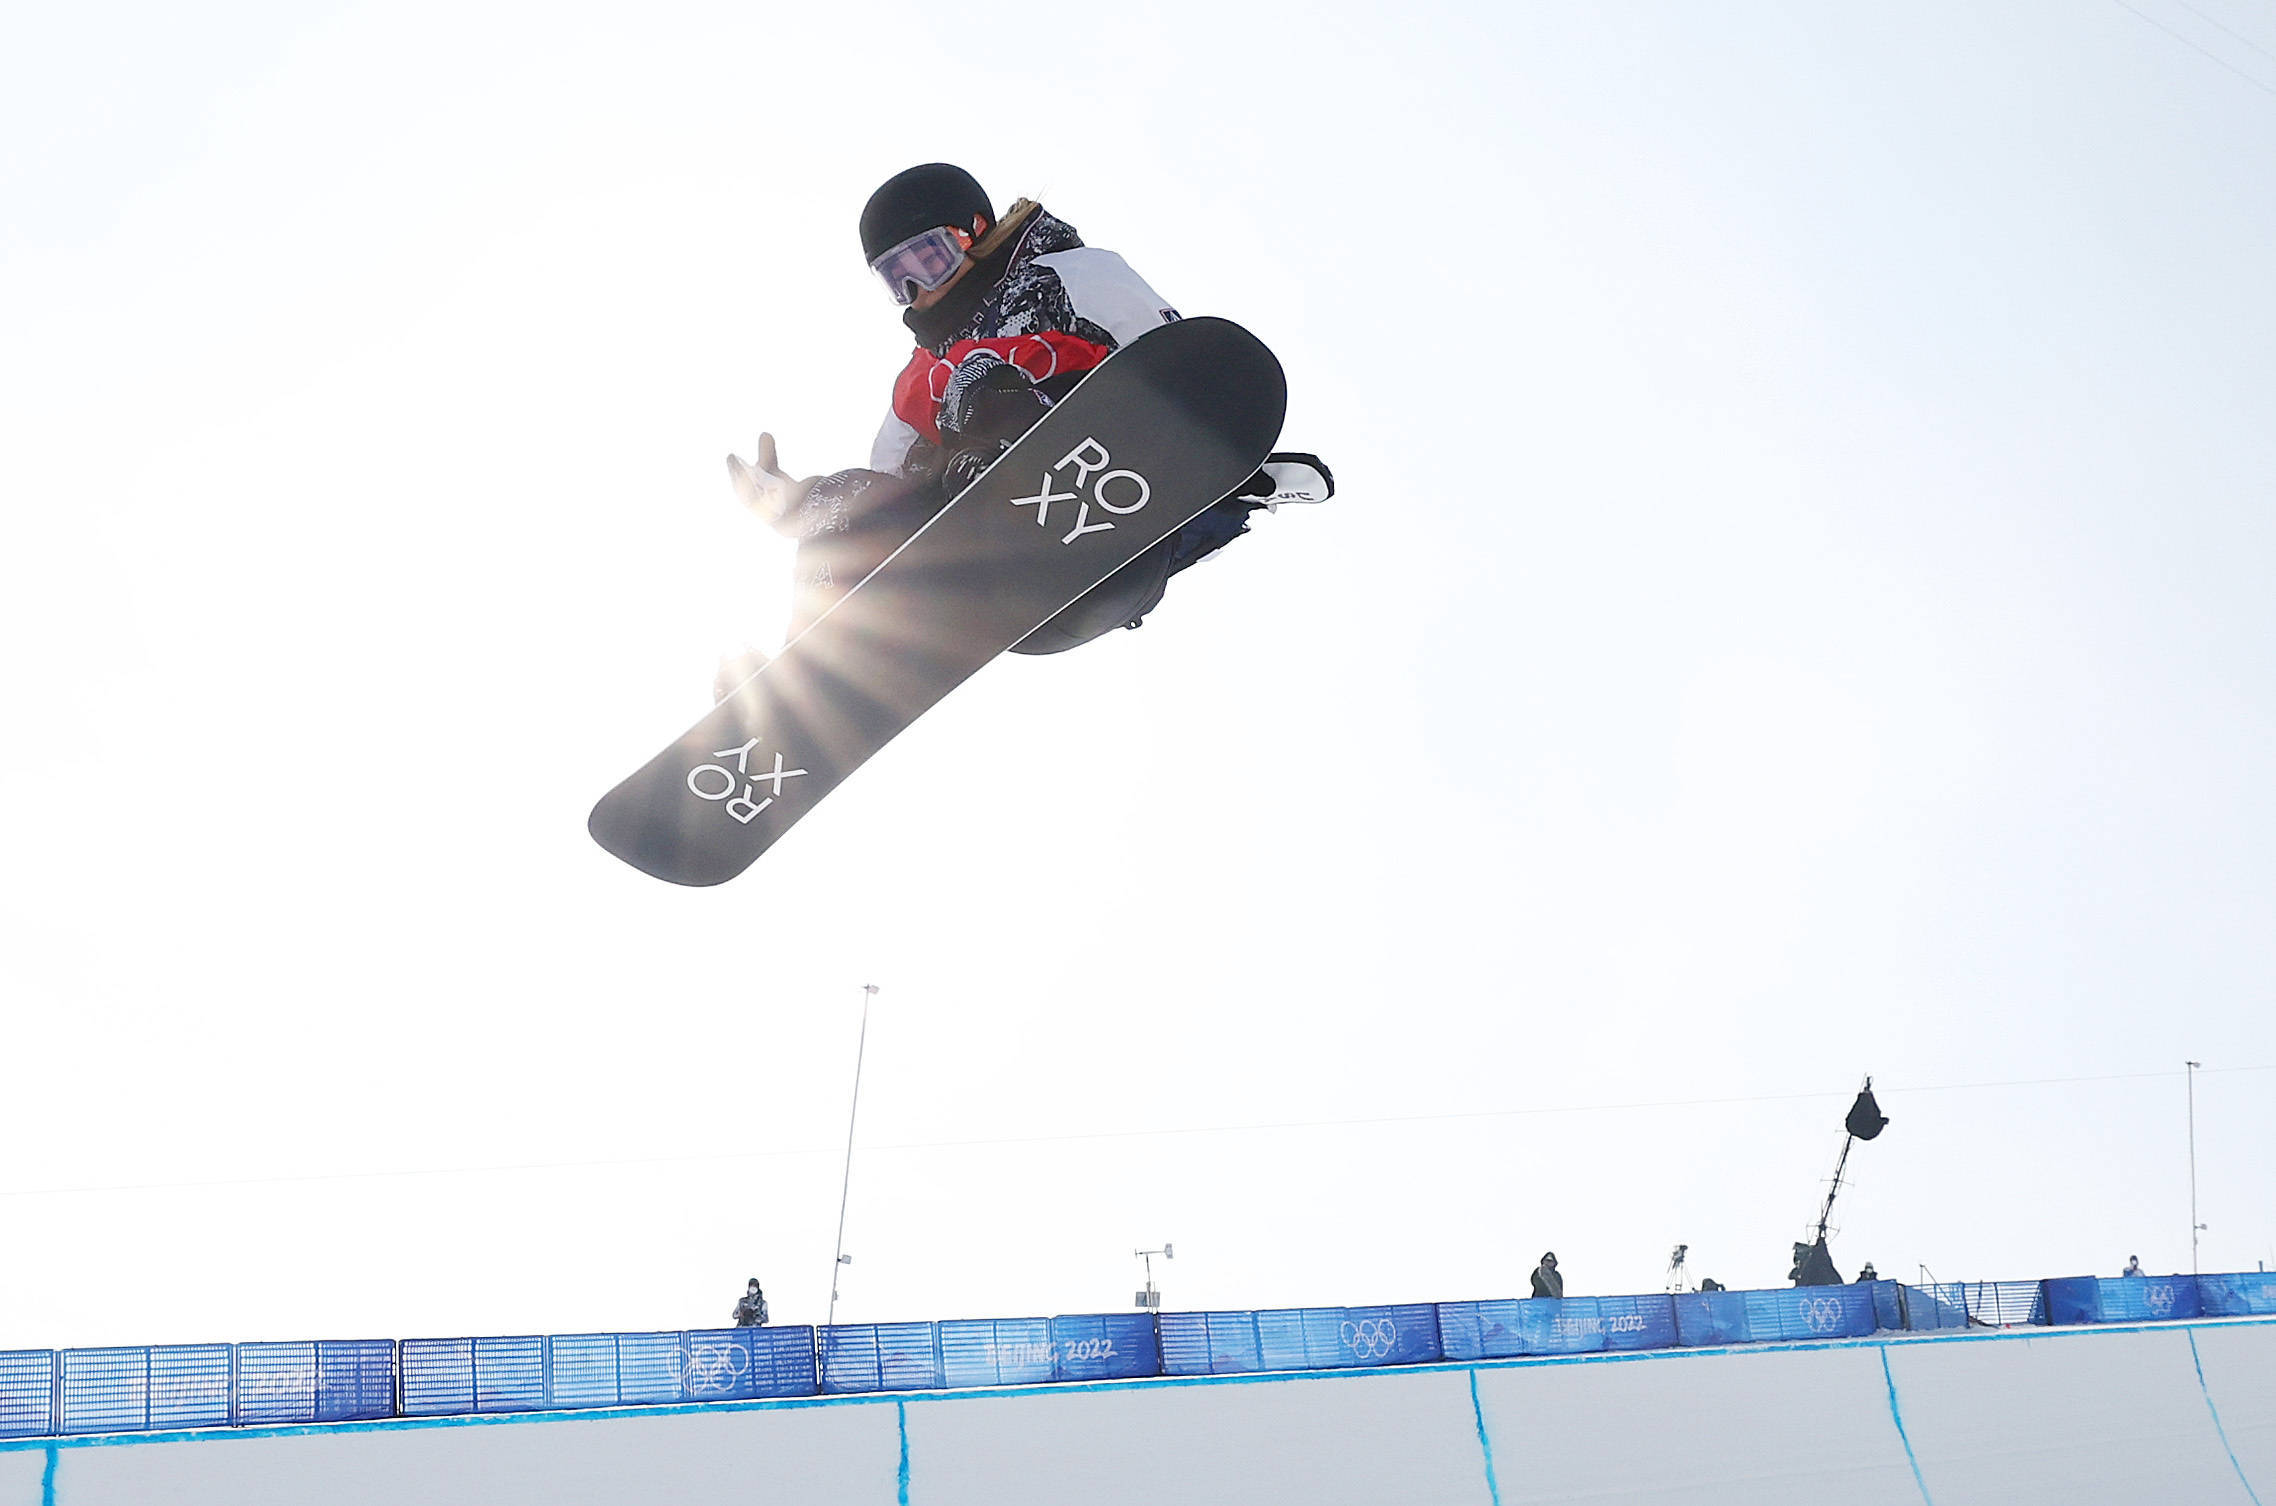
top-left (1009, 437), bottom-right (1152, 545)
top-left (687, 736), bottom-right (807, 823)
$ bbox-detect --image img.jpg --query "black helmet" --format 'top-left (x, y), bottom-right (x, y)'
top-left (861, 164), bottom-right (992, 264)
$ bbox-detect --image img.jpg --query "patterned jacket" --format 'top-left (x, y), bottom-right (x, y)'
top-left (867, 203), bottom-right (1180, 475)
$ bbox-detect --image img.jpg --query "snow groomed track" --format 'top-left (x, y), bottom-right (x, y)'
top-left (2, 1315), bottom-right (2270, 1505)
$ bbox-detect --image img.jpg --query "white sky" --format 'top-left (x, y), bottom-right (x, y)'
top-left (3, 0), bottom-right (2272, 1351)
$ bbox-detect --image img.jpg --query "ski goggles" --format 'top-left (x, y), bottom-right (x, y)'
top-left (870, 225), bottom-right (972, 306)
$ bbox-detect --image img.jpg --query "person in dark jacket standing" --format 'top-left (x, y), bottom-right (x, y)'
top-left (1530, 1252), bottom-right (1564, 1299)
top-left (728, 163), bottom-right (1329, 658)
top-left (731, 1278), bottom-right (769, 1327)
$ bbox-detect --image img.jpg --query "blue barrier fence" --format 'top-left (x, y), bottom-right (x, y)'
top-left (1158, 1304), bottom-right (1442, 1375)
top-left (4, 1271), bottom-right (2271, 1440)
top-left (395, 1327), bottom-right (817, 1416)
top-left (0, 1340), bottom-right (397, 1439)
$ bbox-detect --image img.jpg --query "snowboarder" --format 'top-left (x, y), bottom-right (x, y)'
top-left (727, 163), bottom-right (1329, 664)
top-left (617, 313), bottom-right (1287, 883)
top-left (595, 179), bottom-right (1297, 884)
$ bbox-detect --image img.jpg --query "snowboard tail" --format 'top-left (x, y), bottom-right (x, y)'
top-left (588, 317), bottom-right (1287, 885)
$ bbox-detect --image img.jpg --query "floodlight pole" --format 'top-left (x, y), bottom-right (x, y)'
top-left (828, 985), bottom-right (879, 1330)
top-left (2186, 1060), bottom-right (2203, 1275)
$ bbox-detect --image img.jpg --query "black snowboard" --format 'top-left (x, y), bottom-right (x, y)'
top-left (589, 316), bottom-right (1287, 886)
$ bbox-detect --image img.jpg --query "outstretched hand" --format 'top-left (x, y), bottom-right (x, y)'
top-left (726, 433), bottom-right (815, 531)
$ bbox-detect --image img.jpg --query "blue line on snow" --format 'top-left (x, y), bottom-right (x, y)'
top-left (1879, 1347), bottom-right (1934, 1505)
top-left (2188, 1328), bottom-right (2265, 1505)
top-left (895, 1399), bottom-right (910, 1506)
top-left (1467, 1369), bottom-right (1503, 1506)
top-left (41, 1444), bottom-right (57, 1506)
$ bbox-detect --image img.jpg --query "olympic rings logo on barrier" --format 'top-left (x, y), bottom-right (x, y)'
top-left (673, 1343), bottom-right (752, 1395)
top-left (1800, 1297), bottom-right (1850, 1334)
top-left (1340, 1318), bottom-right (1398, 1361)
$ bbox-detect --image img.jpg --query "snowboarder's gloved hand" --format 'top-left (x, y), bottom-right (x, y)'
top-left (939, 439), bottom-right (1012, 495)
top-left (727, 434), bottom-right (817, 535)
top-left (930, 352), bottom-right (1050, 497)
top-left (937, 351), bottom-right (1050, 447)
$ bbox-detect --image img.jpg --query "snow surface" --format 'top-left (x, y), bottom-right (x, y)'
top-left (2, 1318), bottom-right (2268, 1504)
